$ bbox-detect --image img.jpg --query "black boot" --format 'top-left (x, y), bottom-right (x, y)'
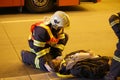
top-left (21, 50), bottom-right (36, 66)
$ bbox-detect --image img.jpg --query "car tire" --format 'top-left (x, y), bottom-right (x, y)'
top-left (25, 0), bottom-right (54, 13)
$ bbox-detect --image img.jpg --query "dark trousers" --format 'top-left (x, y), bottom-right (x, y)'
top-left (109, 25), bottom-right (120, 77)
top-left (21, 50), bottom-right (49, 71)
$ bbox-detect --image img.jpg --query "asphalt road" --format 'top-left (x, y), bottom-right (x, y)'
top-left (0, 0), bottom-right (119, 79)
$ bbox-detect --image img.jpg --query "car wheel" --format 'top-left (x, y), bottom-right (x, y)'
top-left (25, 0), bottom-right (54, 13)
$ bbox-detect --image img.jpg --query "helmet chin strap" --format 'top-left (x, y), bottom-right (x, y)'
top-left (52, 25), bottom-right (59, 30)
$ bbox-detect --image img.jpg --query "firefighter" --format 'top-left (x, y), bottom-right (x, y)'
top-left (21, 11), bottom-right (70, 72)
top-left (104, 12), bottom-right (120, 80)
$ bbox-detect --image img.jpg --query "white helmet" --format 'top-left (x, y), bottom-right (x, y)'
top-left (50, 11), bottom-right (70, 29)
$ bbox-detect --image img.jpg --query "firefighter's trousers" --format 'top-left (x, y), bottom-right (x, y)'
top-left (108, 25), bottom-right (120, 78)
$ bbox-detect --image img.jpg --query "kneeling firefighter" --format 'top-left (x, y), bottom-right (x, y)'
top-left (21, 11), bottom-right (70, 71)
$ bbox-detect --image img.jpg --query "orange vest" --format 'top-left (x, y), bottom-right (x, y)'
top-left (31, 21), bottom-right (59, 44)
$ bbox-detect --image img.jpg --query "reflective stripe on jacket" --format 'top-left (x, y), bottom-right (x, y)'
top-left (30, 21), bottom-right (66, 51)
top-left (31, 22), bottom-right (59, 45)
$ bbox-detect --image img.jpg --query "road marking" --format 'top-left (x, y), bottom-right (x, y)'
top-left (0, 19), bottom-right (43, 23)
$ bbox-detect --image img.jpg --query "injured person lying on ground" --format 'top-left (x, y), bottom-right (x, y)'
top-left (21, 49), bottom-right (110, 79)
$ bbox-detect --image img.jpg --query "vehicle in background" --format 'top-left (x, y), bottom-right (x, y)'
top-left (0, 0), bottom-right (101, 13)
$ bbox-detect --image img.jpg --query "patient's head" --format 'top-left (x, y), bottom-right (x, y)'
top-left (51, 56), bottom-right (63, 72)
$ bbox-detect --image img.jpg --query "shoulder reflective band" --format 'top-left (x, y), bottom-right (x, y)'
top-left (113, 55), bottom-right (120, 62)
top-left (35, 48), bottom-right (50, 68)
top-left (110, 19), bottom-right (119, 27)
top-left (33, 39), bottom-right (46, 47)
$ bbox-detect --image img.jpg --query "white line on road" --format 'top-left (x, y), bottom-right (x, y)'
top-left (0, 19), bottom-right (43, 23)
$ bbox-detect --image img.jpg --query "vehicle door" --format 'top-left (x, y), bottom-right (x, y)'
top-left (0, 0), bottom-right (13, 7)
